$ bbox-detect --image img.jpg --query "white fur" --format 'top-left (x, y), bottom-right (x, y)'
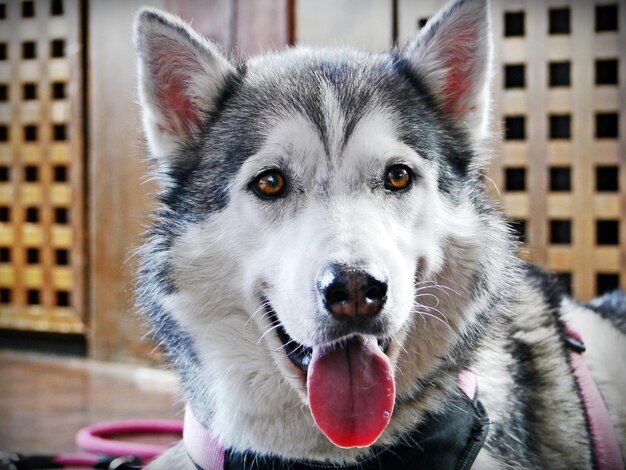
top-left (161, 102), bottom-right (473, 459)
top-left (137, 0), bottom-right (503, 462)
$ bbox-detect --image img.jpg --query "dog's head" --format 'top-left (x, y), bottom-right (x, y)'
top-left (135, 0), bottom-right (516, 459)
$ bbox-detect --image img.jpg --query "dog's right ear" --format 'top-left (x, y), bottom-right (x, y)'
top-left (134, 8), bottom-right (235, 162)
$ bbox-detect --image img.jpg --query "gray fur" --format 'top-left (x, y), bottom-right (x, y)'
top-left (586, 290), bottom-right (626, 334)
top-left (134, 0), bottom-right (626, 468)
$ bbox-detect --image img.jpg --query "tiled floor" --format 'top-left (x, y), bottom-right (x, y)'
top-left (0, 350), bottom-right (182, 456)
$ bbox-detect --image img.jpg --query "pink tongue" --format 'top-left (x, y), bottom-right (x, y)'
top-left (307, 336), bottom-right (395, 448)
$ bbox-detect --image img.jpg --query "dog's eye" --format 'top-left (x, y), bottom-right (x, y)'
top-left (384, 165), bottom-right (412, 191)
top-left (253, 170), bottom-right (286, 198)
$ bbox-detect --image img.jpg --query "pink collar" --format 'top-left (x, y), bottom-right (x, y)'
top-left (183, 403), bottom-right (225, 469)
top-left (564, 325), bottom-right (624, 470)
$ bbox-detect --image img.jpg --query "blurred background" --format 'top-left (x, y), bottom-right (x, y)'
top-left (0, 0), bottom-right (624, 455)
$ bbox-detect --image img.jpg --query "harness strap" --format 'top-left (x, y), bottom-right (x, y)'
top-left (564, 325), bottom-right (624, 470)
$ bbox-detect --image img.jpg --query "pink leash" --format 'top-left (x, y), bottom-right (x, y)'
top-left (44, 419), bottom-right (183, 468)
top-left (75, 419), bottom-right (183, 463)
top-left (58, 329), bottom-right (623, 470)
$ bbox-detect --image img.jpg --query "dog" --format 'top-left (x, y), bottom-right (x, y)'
top-left (133, 0), bottom-right (626, 468)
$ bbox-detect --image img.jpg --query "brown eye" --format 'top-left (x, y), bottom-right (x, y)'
top-left (384, 165), bottom-right (412, 191)
top-left (253, 171), bottom-right (286, 198)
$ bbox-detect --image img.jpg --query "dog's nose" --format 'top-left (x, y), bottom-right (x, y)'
top-left (319, 264), bottom-right (387, 319)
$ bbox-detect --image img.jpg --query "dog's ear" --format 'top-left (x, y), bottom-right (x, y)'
top-left (134, 8), bottom-right (235, 162)
top-left (402, 0), bottom-right (492, 142)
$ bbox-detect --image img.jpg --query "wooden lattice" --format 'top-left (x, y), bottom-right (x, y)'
top-left (396, 0), bottom-right (625, 301)
top-left (0, 0), bottom-right (84, 332)
top-left (487, 0), bottom-right (625, 301)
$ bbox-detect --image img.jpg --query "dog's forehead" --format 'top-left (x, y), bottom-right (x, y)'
top-left (234, 49), bottom-right (417, 162)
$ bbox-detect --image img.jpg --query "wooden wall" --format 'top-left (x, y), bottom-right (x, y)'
top-left (87, 0), bottom-right (159, 361)
top-left (87, 0), bottom-right (292, 362)
top-left (483, 0), bottom-right (626, 300)
top-left (1, 0), bottom-right (624, 362)
top-left (296, 0), bottom-right (392, 51)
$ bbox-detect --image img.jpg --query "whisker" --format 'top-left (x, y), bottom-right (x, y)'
top-left (244, 300), bottom-right (272, 328)
top-left (416, 310), bottom-right (452, 330)
top-left (413, 301), bottom-right (445, 317)
top-left (414, 292), bottom-right (441, 308)
top-left (392, 334), bottom-right (409, 356)
top-left (257, 322), bottom-right (282, 345)
top-left (272, 337), bottom-right (307, 353)
top-left (415, 280), bottom-right (461, 299)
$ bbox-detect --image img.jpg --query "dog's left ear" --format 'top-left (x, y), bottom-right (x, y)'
top-left (134, 8), bottom-right (236, 163)
top-left (402, 0), bottom-right (492, 143)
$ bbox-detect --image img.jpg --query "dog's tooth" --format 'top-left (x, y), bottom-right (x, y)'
top-left (301, 352), bottom-right (312, 368)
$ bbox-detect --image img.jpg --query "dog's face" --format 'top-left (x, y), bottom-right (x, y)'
top-left (135, 0), bottom-right (508, 457)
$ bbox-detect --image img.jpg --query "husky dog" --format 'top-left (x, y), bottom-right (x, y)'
top-left (133, 0), bottom-right (626, 468)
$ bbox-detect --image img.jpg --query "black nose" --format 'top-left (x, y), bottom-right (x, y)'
top-left (319, 264), bottom-right (387, 319)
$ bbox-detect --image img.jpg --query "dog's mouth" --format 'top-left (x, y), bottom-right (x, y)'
top-left (265, 304), bottom-right (313, 371)
top-left (263, 301), bottom-right (390, 372)
top-left (262, 299), bottom-right (395, 449)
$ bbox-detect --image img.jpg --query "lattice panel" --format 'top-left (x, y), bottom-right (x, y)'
top-left (398, 0), bottom-right (626, 301)
top-left (0, 0), bottom-right (84, 332)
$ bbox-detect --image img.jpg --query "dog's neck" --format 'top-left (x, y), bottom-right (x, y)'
top-left (184, 371), bottom-right (487, 470)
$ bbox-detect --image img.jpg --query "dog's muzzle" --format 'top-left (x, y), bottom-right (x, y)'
top-left (259, 264), bottom-right (395, 448)
top-left (262, 263), bottom-right (391, 373)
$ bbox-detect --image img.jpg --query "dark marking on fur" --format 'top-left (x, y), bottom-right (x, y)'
top-left (526, 264), bottom-right (566, 315)
top-left (390, 53), bottom-right (474, 189)
top-left (486, 339), bottom-right (542, 468)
